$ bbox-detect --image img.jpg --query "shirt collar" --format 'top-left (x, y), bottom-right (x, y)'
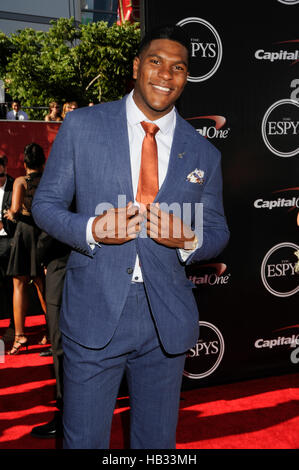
top-left (126, 90), bottom-right (176, 136)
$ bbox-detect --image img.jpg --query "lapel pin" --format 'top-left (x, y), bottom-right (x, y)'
top-left (178, 152), bottom-right (185, 159)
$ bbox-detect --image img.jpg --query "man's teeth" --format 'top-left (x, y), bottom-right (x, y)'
top-left (153, 85), bottom-right (171, 92)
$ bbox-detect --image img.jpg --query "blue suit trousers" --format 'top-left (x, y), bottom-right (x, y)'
top-left (62, 282), bottom-right (186, 449)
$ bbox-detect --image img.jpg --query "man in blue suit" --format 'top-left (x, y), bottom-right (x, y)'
top-left (32, 25), bottom-right (229, 449)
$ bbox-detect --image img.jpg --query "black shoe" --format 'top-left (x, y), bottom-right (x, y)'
top-left (31, 414), bottom-right (63, 439)
top-left (39, 348), bottom-right (52, 357)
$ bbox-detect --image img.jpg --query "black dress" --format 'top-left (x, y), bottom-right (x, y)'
top-left (7, 172), bottom-right (43, 278)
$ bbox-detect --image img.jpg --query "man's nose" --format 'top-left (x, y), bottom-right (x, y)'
top-left (158, 65), bottom-right (172, 80)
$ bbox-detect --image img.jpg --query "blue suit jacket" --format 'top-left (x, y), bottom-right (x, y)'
top-left (32, 96), bottom-right (229, 355)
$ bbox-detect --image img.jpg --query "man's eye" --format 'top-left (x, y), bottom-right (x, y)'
top-left (150, 59), bottom-right (160, 65)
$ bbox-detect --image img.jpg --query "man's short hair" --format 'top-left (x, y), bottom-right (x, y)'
top-left (137, 24), bottom-right (191, 66)
top-left (0, 155), bottom-right (8, 167)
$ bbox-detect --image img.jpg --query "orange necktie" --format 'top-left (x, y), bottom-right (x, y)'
top-left (136, 121), bottom-right (159, 207)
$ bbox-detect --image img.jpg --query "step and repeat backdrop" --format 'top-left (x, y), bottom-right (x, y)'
top-left (144, 0), bottom-right (299, 388)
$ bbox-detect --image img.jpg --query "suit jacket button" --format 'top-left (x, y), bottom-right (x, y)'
top-left (127, 268), bottom-right (133, 274)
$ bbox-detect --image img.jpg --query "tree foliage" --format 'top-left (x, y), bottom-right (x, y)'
top-left (2, 18), bottom-right (140, 119)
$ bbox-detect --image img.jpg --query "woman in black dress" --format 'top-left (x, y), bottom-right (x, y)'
top-left (4, 143), bottom-right (47, 355)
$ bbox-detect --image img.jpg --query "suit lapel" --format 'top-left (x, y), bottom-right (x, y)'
top-left (155, 111), bottom-right (194, 202)
top-left (106, 98), bottom-right (134, 204)
top-left (98, 101), bottom-right (197, 206)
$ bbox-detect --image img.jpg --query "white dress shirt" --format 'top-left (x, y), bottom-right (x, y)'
top-left (126, 90), bottom-right (176, 201)
top-left (87, 91), bottom-right (195, 281)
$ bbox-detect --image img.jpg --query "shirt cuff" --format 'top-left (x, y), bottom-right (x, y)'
top-left (86, 216), bottom-right (101, 248)
top-left (178, 244), bottom-right (198, 262)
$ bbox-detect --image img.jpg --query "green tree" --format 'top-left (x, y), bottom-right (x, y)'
top-left (3, 18), bottom-right (140, 120)
top-left (0, 32), bottom-right (15, 78)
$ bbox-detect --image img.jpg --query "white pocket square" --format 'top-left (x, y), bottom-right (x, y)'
top-left (186, 168), bottom-right (205, 184)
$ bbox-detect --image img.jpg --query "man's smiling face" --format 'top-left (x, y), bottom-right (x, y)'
top-left (132, 38), bottom-right (189, 121)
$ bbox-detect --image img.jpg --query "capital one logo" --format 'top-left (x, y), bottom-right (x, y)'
top-left (255, 40), bottom-right (299, 65)
top-left (177, 17), bottom-right (223, 82)
top-left (186, 115), bottom-right (230, 139)
top-left (187, 262), bottom-right (231, 286)
top-left (261, 242), bottom-right (299, 297)
top-left (253, 187), bottom-right (299, 212)
top-left (261, 99), bottom-right (299, 157)
top-left (184, 321), bottom-right (225, 379)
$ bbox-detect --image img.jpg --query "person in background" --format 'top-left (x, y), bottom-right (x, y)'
top-left (31, 235), bottom-right (70, 438)
top-left (5, 143), bottom-right (47, 355)
top-left (6, 99), bottom-right (29, 120)
top-left (0, 155), bottom-right (15, 341)
top-left (61, 101), bottom-right (78, 119)
top-left (45, 102), bottom-right (63, 122)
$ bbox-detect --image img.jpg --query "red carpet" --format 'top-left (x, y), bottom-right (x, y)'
top-left (1, 315), bottom-right (299, 450)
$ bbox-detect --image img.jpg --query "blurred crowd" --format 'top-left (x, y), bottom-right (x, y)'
top-left (0, 96), bottom-right (98, 122)
top-left (0, 98), bottom-right (83, 121)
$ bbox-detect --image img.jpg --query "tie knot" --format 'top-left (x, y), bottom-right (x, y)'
top-left (141, 121), bottom-right (159, 136)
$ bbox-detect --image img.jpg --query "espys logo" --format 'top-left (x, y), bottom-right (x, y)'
top-left (261, 99), bottom-right (299, 157)
top-left (186, 115), bottom-right (230, 140)
top-left (278, 0), bottom-right (299, 4)
top-left (261, 242), bottom-right (299, 297)
top-left (184, 321), bottom-right (225, 379)
top-left (177, 17), bottom-right (222, 82)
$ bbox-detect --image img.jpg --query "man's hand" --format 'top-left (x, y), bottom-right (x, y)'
top-left (146, 203), bottom-right (197, 250)
top-left (92, 202), bottom-right (144, 245)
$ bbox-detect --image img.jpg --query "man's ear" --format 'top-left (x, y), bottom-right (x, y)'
top-left (132, 56), bottom-right (140, 80)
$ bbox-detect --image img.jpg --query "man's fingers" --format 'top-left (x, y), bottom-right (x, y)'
top-left (127, 214), bottom-right (143, 234)
top-left (146, 221), bottom-right (159, 237)
top-left (96, 203), bottom-right (189, 244)
top-left (128, 213), bottom-right (144, 224)
top-left (146, 203), bottom-right (160, 217)
top-left (127, 202), bottom-right (140, 217)
top-left (146, 206), bottom-right (160, 229)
